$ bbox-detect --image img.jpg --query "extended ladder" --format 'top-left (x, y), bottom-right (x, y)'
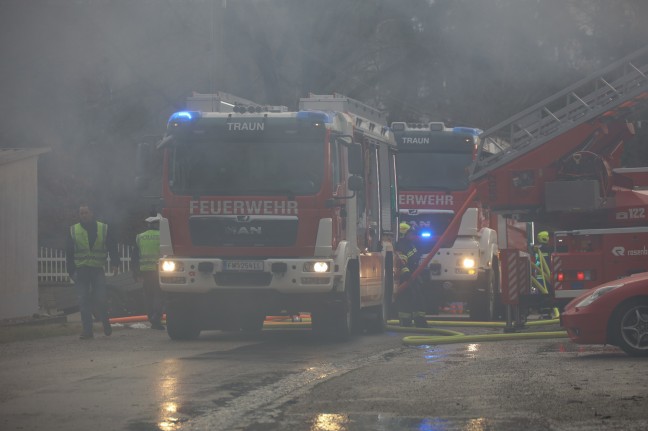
top-left (470, 45), bottom-right (648, 181)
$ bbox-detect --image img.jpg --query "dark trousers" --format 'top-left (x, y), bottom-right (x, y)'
top-left (141, 271), bottom-right (165, 324)
top-left (74, 266), bottom-right (108, 335)
top-left (396, 277), bottom-right (427, 318)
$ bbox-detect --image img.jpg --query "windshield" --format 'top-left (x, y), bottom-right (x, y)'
top-left (169, 140), bottom-right (325, 196)
top-left (396, 152), bottom-right (472, 191)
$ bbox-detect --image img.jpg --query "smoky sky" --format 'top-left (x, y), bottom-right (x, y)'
top-left (0, 0), bottom-right (646, 243)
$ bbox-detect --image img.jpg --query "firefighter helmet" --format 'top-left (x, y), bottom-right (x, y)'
top-left (399, 222), bottom-right (412, 238)
top-left (537, 231), bottom-right (549, 244)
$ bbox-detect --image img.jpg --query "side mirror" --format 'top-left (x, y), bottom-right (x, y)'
top-left (326, 175), bottom-right (364, 204)
top-left (348, 175), bottom-right (364, 192)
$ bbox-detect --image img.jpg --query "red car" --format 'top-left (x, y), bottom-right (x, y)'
top-left (561, 272), bottom-right (648, 357)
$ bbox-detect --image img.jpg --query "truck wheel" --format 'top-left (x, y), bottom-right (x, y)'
top-left (106, 289), bottom-right (129, 318)
top-left (610, 299), bottom-right (648, 357)
top-left (240, 313), bottom-right (266, 333)
top-left (469, 269), bottom-right (495, 322)
top-left (365, 259), bottom-right (391, 334)
top-left (312, 267), bottom-right (359, 341)
top-left (166, 300), bottom-right (201, 340)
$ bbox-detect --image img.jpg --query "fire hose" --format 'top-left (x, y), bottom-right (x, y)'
top-left (109, 314), bottom-right (566, 346)
top-left (385, 318), bottom-right (567, 346)
top-left (395, 185), bottom-right (477, 297)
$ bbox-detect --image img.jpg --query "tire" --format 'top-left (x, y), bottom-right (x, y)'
top-left (312, 267), bottom-right (359, 341)
top-left (611, 299), bottom-right (648, 357)
top-left (106, 289), bottom-right (130, 318)
top-left (166, 299), bottom-right (201, 340)
top-left (365, 260), bottom-right (391, 334)
top-left (240, 313), bottom-right (266, 333)
top-left (469, 269), bottom-right (496, 321)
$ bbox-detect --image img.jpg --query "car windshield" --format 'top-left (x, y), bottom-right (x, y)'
top-left (169, 140), bottom-right (325, 196)
top-left (396, 152), bottom-right (472, 191)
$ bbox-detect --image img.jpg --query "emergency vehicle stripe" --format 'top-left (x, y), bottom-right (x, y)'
top-left (553, 256), bottom-right (562, 291)
top-left (506, 252), bottom-right (520, 302)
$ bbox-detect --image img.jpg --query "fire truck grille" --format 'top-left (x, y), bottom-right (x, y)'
top-left (214, 272), bottom-right (273, 286)
top-left (189, 217), bottom-right (298, 247)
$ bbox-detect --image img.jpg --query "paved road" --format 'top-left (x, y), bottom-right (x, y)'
top-left (0, 319), bottom-right (646, 431)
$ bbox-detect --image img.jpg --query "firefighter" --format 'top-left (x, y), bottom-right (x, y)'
top-left (132, 214), bottom-right (165, 330)
top-left (535, 231), bottom-right (554, 273)
top-left (396, 222), bottom-right (428, 328)
top-left (66, 202), bottom-right (119, 340)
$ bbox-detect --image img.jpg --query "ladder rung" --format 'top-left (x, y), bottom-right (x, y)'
top-left (570, 92), bottom-right (590, 109)
top-left (599, 77), bottom-right (618, 94)
top-left (543, 107), bottom-right (561, 123)
top-left (629, 61), bottom-right (647, 79)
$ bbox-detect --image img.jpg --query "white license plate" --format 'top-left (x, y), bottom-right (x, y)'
top-left (223, 260), bottom-right (264, 272)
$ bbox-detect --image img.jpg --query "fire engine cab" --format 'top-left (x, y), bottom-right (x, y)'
top-left (391, 122), bottom-right (527, 321)
top-left (139, 92), bottom-right (398, 340)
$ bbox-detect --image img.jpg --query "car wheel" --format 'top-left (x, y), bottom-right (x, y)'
top-left (612, 299), bottom-right (648, 357)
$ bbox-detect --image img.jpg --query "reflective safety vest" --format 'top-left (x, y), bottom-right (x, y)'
top-left (136, 229), bottom-right (160, 271)
top-left (71, 222), bottom-right (108, 268)
top-left (396, 241), bottom-right (418, 275)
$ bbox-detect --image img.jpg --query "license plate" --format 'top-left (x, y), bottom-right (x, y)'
top-left (223, 260), bottom-right (264, 272)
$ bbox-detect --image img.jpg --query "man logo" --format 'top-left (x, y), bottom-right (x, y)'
top-left (612, 246), bottom-right (625, 257)
top-left (226, 226), bottom-right (262, 235)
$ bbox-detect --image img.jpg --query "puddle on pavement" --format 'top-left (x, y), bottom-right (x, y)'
top-left (248, 412), bottom-right (551, 431)
top-left (418, 343), bottom-right (481, 364)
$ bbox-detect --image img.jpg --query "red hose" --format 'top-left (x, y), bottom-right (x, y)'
top-left (109, 313), bottom-right (310, 324)
top-left (396, 185), bottom-right (477, 296)
top-left (109, 315), bottom-right (165, 324)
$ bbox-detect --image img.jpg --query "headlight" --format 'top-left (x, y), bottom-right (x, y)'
top-left (575, 284), bottom-right (623, 308)
top-left (462, 258), bottom-right (476, 269)
top-left (161, 260), bottom-right (184, 272)
top-left (303, 261), bottom-right (330, 273)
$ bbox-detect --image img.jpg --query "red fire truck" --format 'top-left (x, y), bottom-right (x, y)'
top-left (139, 93), bottom-right (398, 340)
top-left (469, 45), bottom-right (648, 309)
top-left (391, 122), bottom-right (528, 320)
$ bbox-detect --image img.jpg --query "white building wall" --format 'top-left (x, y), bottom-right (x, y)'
top-left (0, 156), bottom-right (39, 320)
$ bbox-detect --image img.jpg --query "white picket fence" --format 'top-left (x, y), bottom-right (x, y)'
top-left (38, 244), bottom-right (133, 283)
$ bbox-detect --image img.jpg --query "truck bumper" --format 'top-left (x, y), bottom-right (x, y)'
top-left (159, 257), bottom-right (340, 295)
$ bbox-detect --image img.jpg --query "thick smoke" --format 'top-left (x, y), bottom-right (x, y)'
top-left (0, 0), bottom-right (646, 246)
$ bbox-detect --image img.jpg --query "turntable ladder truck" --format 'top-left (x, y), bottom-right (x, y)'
top-left (467, 44), bottom-right (648, 308)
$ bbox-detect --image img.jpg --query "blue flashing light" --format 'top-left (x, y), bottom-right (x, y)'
top-left (297, 111), bottom-right (333, 124)
top-left (168, 111), bottom-right (201, 125)
top-left (419, 230), bottom-right (433, 239)
top-left (452, 126), bottom-right (482, 136)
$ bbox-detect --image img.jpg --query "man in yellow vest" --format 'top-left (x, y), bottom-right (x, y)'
top-left (132, 214), bottom-right (165, 330)
top-left (66, 203), bottom-right (119, 339)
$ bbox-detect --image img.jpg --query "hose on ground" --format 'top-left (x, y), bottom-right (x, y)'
top-left (386, 318), bottom-right (567, 346)
top-left (400, 330), bottom-right (568, 346)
